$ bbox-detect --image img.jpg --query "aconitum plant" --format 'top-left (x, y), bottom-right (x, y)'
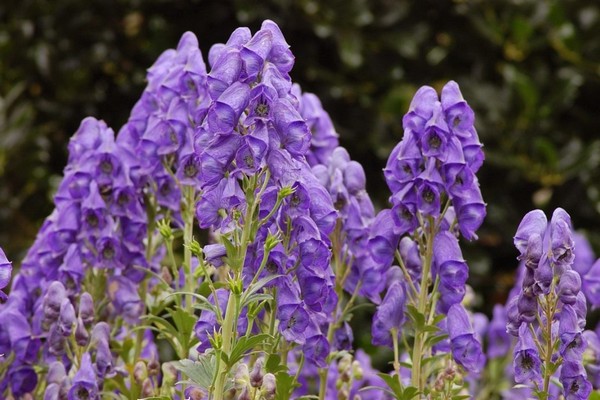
top-left (2, 19), bottom-right (600, 400)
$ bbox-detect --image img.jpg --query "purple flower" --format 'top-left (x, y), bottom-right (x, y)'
top-left (558, 269), bottom-right (582, 305)
top-left (573, 232), bottom-right (595, 276)
top-left (550, 208), bottom-right (575, 268)
top-left (371, 281), bottom-right (406, 347)
top-left (513, 210), bottom-right (547, 257)
top-left (513, 323), bottom-right (542, 385)
top-left (68, 352), bottom-right (99, 400)
top-left (107, 276), bottom-right (143, 324)
top-left (446, 304), bottom-right (484, 373)
top-left (487, 304), bottom-right (511, 359)
top-left (434, 231), bottom-right (468, 313)
top-left (560, 361), bottom-right (592, 400)
top-left (278, 303), bottom-right (310, 344)
top-left (583, 259), bottom-right (600, 307)
top-left (559, 305), bottom-right (586, 362)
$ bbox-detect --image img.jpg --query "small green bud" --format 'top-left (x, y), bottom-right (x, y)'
top-left (351, 360), bottom-right (363, 381)
top-left (264, 233), bottom-right (281, 253)
top-left (229, 278), bottom-right (244, 295)
top-left (187, 238), bottom-right (203, 258)
top-left (157, 218), bottom-right (174, 241)
top-left (278, 186), bottom-right (295, 200)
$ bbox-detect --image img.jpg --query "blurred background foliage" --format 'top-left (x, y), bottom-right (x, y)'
top-left (1, 0), bottom-right (600, 318)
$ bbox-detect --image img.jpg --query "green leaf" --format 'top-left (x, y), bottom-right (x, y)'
top-left (241, 292), bottom-right (273, 308)
top-left (275, 370), bottom-right (298, 400)
top-left (376, 373), bottom-right (403, 399)
top-left (174, 356), bottom-right (217, 390)
top-left (406, 305), bottom-right (425, 330)
top-left (265, 354), bottom-right (287, 374)
top-left (451, 396), bottom-right (471, 400)
top-left (227, 333), bottom-right (271, 367)
top-left (425, 333), bottom-right (448, 347)
top-left (169, 292), bottom-right (217, 315)
top-left (400, 387), bottom-right (420, 400)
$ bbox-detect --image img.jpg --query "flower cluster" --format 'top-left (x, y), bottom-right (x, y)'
top-left (384, 81), bottom-right (485, 240)
top-left (507, 208), bottom-right (592, 398)
top-left (5, 18), bottom-right (600, 400)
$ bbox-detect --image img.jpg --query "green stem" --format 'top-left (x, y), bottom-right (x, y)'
top-left (541, 286), bottom-right (557, 398)
top-left (213, 292), bottom-right (238, 400)
top-left (411, 220), bottom-right (435, 393)
top-left (392, 328), bottom-right (403, 388)
top-left (183, 186), bottom-right (196, 313)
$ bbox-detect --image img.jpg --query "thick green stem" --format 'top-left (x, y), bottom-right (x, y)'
top-left (411, 222), bottom-right (435, 393)
top-left (213, 291), bottom-right (238, 400)
top-left (541, 286), bottom-right (557, 398)
top-left (183, 186), bottom-right (195, 313)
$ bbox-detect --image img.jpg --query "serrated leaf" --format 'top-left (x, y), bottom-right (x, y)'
top-left (174, 356), bottom-right (216, 390)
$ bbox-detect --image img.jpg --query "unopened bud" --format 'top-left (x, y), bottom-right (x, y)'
top-left (47, 361), bottom-right (66, 385)
top-left (161, 266), bottom-right (173, 286)
top-left (238, 386), bottom-right (251, 400)
top-left (186, 387), bottom-right (204, 400)
top-left (250, 358), bottom-right (264, 388)
top-left (337, 354), bottom-right (352, 374)
top-left (235, 363), bottom-right (250, 388)
top-left (43, 281), bottom-right (67, 325)
top-left (351, 360), bottom-right (363, 380)
top-left (75, 317), bottom-right (89, 347)
top-left (78, 292), bottom-right (95, 326)
top-left (58, 299), bottom-right (76, 336)
top-left (162, 362), bottom-right (178, 385)
top-left (261, 373), bottom-right (276, 400)
top-left (141, 378), bottom-right (154, 397)
top-left (134, 361), bottom-right (148, 383)
top-left (148, 358), bottom-right (160, 376)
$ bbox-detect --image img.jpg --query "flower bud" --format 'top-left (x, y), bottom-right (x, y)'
top-left (47, 361), bottom-right (66, 385)
top-left (43, 281), bottom-right (67, 325)
top-left (261, 373), bottom-right (276, 400)
top-left (238, 386), bottom-right (251, 400)
top-left (351, 360), bottom-right (363, 381)
top-left (148, 358), bottom-right (160, 376)
top-left (134, 361), bottom-right (148, 383)
top-left (235, 363), bottom-right (250, 388)
top-left (141, 378), bottom-right (154, 397)
top-left (58, 298), bottom-right (76, 336)
top-left (186, 386), bottom-right (204, 400)
top-left (75, 317), bottom-right (89, 346)
top-left (162, 362), bottom-right (178, 386)
top-left (558, 269), bottom-right (581, 305)
top-left (79, 292), bottom-right (95, 326)
top-left (48, 325), bottom-right (66, 356)
top-left (44, 383), bottom-right (60, 400)
top-left (161, 266), bottom-right (173, 286)
top-left (250, 358), bottom-right (264, 388)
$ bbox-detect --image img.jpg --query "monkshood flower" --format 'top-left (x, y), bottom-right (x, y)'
top-left (446, 303), bottom-right (485, 373)
top-left (508, 207), bottom-right (589, 399)
top-left (487, 304), bottom-right (511, 359)
top-left (384, 81), bottom-right (485, 240)
top-left (560, 361), bottom-right (592, 400)
top-left (513, 323), bottom-right (542, 385)
top-left (68, 352), bottom-right (99, 400)
top-left (371, 280), bottom-right (406, 347)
